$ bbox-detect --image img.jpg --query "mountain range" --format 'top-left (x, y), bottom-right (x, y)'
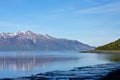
top-left (0, 31), bottom-right (94, 51)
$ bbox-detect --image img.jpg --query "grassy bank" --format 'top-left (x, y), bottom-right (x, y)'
top-left (83, 50), bottom-right (120, 53)
top-left (91, 50), bottom-right (120, 53)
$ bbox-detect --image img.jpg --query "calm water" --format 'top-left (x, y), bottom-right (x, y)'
top-left (0, 51), bottom-right (120, 78)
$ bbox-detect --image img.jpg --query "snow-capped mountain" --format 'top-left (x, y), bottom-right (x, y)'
top-left (0, 31), bottom-right (94, 51)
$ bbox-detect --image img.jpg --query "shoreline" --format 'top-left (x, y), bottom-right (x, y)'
top-left (1, 63), bottom-right (120, 80)
top-left (80, 50), bottom-right (120, 53)
top-left (100, 69), bottom-right (120, 80)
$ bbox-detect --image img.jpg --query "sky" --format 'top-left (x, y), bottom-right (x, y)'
top-left (0, 0), bottom-right (120, 46)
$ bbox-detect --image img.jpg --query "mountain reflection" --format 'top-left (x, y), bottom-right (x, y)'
top-left (0, 54), bottom-right (78, 71)
top-left (107, 54), bottom-right (120, 62)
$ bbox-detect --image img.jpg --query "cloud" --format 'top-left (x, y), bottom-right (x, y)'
top-left (52, 7), bottom-right (75, 13)
top-left (84, 0), bottom-right (102, 5)
top-left (0, 21), bottom-right (39, 28)
top-left (84, 0), bottom-right (112, 5)
top-left (77, 1), bottom-right (120, 14)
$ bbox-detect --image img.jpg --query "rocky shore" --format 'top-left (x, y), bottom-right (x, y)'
top-left (1, 63), bottom-right (120, 80)
top-left (100, 69), bottom-right (120, 80)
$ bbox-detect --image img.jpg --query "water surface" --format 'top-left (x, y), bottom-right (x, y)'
top-left (0, 51), bottom-right (119, 78)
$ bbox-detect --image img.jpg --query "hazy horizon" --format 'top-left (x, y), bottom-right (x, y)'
top-left (0, 0), bottom-right (120, 46)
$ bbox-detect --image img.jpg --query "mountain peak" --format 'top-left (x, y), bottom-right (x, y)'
top-left (25, 30), bottom-right (35, 34)
top-left (16, 30), bottom-right (35, 35)
top-left (0, 31), bottom-right (94, 51)
top-left (44, 34), bottom-right (54, 39)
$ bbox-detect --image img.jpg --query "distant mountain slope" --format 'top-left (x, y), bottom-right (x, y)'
top-left (96, 39), bottom-right (120, 50)
top-left (0, 31), bottom-right (94, 51)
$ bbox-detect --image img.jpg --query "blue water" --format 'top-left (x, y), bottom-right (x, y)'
top-left (0, 51), bottom-right (118, 78)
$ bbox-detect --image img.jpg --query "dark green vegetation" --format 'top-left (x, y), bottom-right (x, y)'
top-left (96, 39), bottom-right (120, 50)
top-left (87, 39), bottom-right (120, 53)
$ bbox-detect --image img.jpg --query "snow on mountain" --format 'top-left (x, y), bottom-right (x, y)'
top-left (0, 31), bottom-right (94, 51)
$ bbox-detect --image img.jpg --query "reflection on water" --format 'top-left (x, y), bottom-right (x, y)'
top-left (107, 53), bottom-right (120, 62)
top-left (0, 55), bottom-right (78, 71)
top-left (0, 51), bottom-right (119, 78)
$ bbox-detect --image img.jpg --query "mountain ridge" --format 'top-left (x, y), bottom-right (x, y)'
top-left (0, 31), bottom-right (94, 51)
top-left (87, 39), bottom-right (120, 53)
top-left (95, 39), bottom-right (120, 50)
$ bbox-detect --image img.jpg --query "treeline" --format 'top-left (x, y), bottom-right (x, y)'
top-left (96, 39), bottom-right (120, 50)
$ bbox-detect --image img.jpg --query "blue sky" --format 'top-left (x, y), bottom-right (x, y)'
top-left (0, 0), bottom-right (120, 46)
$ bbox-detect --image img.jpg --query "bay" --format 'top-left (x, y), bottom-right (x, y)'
top-left (0, 51), bottom-right (119, 78)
